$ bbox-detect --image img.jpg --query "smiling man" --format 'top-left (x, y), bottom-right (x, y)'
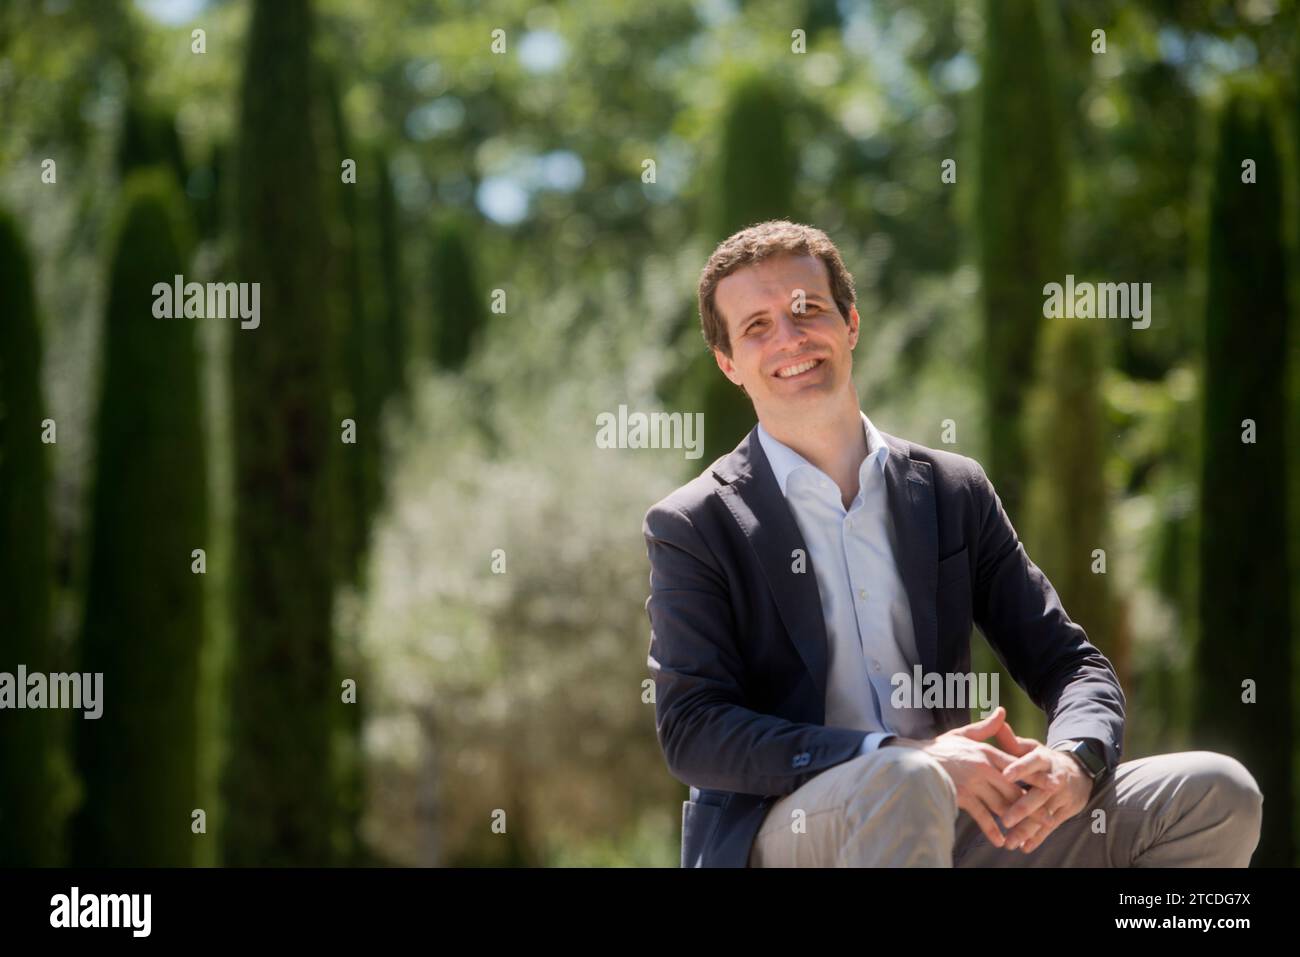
top-left (642, 220), bottom-right (1263, 868)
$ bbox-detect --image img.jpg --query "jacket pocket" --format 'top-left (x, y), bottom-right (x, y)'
top-left (937, 545), bottom-right (970, 586)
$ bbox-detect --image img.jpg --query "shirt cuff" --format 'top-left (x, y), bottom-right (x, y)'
top-left (859, 731), bottom-right (897, 756)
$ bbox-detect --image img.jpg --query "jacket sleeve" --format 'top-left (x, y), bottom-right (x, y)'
top-left (967, 460), bottom-right (1126, 773)
top-left (643, 500), bottom-right (867, 797)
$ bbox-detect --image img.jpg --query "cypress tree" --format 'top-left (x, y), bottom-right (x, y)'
top-left (322, 69), bottom-right (379, 586)
top-left (374, 153), bottom-right (408, 406)
top-left (975, 0), bottom-right (1065, 523)
top-left (69, 169), bottom-right (206, 866)
top-left (1024, 315), bottom-right (1116, 668)
top-left (687, 73), bottom-right (798, 466)
top-left (0, 208), bottom-right (61, 866)
top-left (321, 66), bottom-right (374, 864)
top-left (117, 97), bottom-right (188, 188)
top-left (190, 141), bottom-right (226, 241)
top-left (429, 215), bottom-right (485, 371)
top-left (223, 0), bottom-right (339, 866)
top-left (1192, 81), bottom-right (1291, 866)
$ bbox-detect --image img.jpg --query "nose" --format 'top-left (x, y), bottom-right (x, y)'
top-left (770, 310), bottom-right (807, 351)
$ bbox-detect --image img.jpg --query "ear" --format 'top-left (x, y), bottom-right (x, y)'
top-left (713, 347), bottom-right (743, 387)
top-left (847, 305), bottom-right (860, 349)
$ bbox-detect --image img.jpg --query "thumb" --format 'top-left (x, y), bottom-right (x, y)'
top-left (953, 705), bottom-right (1005, 739)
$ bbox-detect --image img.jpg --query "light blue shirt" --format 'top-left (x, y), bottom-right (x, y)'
top-left (757, 412), bottom-right (937, 759)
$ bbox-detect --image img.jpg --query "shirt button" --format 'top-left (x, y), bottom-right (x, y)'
top-left (872, 659), bottom-right (881, 672)
top-left (858, 588), bottom-right (867, 600)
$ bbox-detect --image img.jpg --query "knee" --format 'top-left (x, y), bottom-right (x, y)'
top-left (1187, 751), bottom-right (1263, 838)
top-left (844, 746), bottom-right (957, 819)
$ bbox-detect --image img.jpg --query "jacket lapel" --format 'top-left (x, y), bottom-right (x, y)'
top-left (713, 429), bottom-right (832, 705)
top-left (712, 426), bottom-right (941, 705)
top-left (880, 431), bottom-right (939, 680)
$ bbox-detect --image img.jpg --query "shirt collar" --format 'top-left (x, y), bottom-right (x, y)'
top-left (756, 411), bottom-right (889, 499)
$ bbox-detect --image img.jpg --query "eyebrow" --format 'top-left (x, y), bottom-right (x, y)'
top-left (738, 295), bottom-right (831, 327)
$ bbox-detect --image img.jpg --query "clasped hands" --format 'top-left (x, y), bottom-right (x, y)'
top-left (889, 705), bottom-right (1093, 854)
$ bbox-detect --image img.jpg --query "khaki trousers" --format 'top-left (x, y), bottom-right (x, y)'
top-left (747, 745), bottom-right (1263, 867)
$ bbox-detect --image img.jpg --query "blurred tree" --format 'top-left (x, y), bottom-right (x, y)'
top-left (1024, 315), bottom-right (1120, 675)
top-left (222, 0), bottom-right (340, 867)
top-left (189, 142), bottom-right (227, 241)
top-left (373, 151), bottom-right (408, 406)
top-left (975, 0), bottom-right (1065, 524)
top-left (430, 214), bottom-right (486, 371)
top-left (69, 169), bottom-right (206, 866)
top-left (321, 64), bottom-right (376, 865)
top-left (116, 97), bottom-right (187, 186)
top-left (970, 0), bottom-right (1067, 736)
top-left (1193, 80), bottom-right (1292, 866)
top-left (0, 208), bottom-right (61, 866)
top-left (323, 68), bottom-right (380, 587)
top-left (685, 74), bottom-right (798, 466)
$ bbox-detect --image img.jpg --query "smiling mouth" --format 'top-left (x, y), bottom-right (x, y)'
top-left (773, 357), bottom-right (825, 379)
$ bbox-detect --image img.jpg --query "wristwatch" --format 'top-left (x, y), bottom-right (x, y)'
top-left (1053, 739), bottom-right (1106, 782)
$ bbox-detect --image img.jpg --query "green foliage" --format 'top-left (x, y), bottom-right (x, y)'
top-left (222, 0), bottom-right (340, 867)
top-left (69, 168), bottom-right (205, 866)
top-left (0, 207), bottom-right (61, 866)
top-left (1192, 80), bottom-right (1292, 866)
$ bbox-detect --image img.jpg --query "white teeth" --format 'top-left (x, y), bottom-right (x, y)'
top-left (777, 359), bottom-right (820, 378)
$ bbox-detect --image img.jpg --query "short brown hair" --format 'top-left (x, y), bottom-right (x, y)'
top-left (697, 219), bottom-right (857, 357)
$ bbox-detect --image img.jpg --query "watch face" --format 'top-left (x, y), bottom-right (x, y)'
top-left (1076, 741), bottom-right (1105, 776)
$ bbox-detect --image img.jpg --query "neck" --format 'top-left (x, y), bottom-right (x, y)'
top-left (760, 389), bottom-right (868, 490)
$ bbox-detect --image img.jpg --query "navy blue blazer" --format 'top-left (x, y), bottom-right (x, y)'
top-left (642, 425), bottom-right (1125, 867)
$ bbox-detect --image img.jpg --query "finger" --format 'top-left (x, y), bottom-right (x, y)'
top-left (1007, 809), bottom-right (1054, 851)
top-left (1000, 781), bottom-right (1054, 830)
top-left (1002, 750), bottom-right (1051, 780)
top-left (998, 806), bottom-right (1050, 852)
top-left (953, 706), bottom-right (1005, 740)
top-left (1010, 768), bottom-right (1053, 788)
top-left (959, 794), bottom-right (1006, 848)
top-left (992, 723), bottom-right (1035, 757)
top-left (979, 762), bottom-right (1026, 805)
top-left (972, 780), bottom-right (1014, 819)
top-left (1016, 794), bottom-right (1076, 852)
top-left (978, 744), bottom-right (1017, 772)
top-left (1017, 810), bottom-right (1065, 853)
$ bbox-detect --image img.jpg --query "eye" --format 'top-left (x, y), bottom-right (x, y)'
top-left (746, 318), bottom-right (767, 334)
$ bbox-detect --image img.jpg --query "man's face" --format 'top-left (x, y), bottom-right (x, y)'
top-left (712, 253), bottom-right (859, 420)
